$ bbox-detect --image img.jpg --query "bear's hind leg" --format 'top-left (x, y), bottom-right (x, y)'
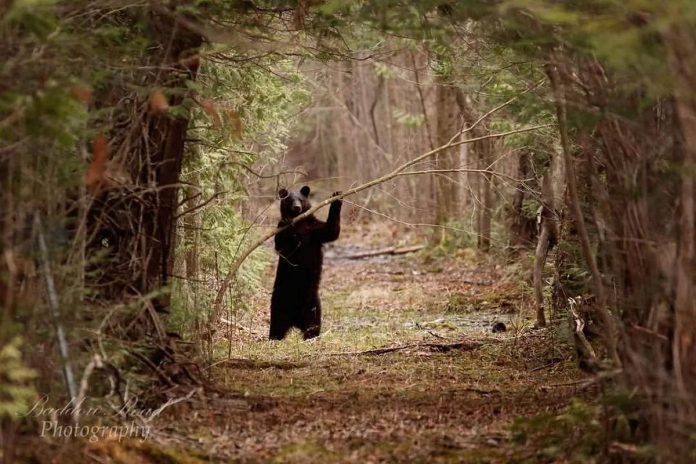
top-left (269, 311), bottom-right (292, 340)
top-left (300, 297), bottom-right (322, 340)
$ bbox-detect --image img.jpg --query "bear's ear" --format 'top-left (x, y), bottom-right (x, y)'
top-left (278, 188), bottom-right (288, 199)
top-left (300, 185), bottom-right (311, 197)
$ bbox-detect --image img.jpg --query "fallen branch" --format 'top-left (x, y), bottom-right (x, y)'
top-left (143, 388), bottom-right (200, 423)
top-left (608, 442), bottom-right (645, 457)
top-left (220, 317), bottom-right (264, 335)
top-left (330, 340), bottom-right (482, 356)
top-left (544, 368), bottom-right (623, 390)
top-left (207, 358), bottom-right (307, 371)
top-left (339, 244), bottom-right (425, 260)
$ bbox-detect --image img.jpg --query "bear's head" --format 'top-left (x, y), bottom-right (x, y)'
top-left (278, 185), bottom-right (312, 219)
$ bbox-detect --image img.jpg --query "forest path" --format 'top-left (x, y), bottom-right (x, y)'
top-left (149, 224), bottom-right (586, 463)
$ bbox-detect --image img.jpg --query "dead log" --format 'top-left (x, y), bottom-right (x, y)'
top-left (331, 339), bottom-right (481, 356)
top-left (341, 244), bottom-right (425, 260)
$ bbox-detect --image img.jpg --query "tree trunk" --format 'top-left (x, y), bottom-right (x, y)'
top-left (547, 60), bottom-right (620, 365)
top-left (434, 77), bottom-right (460, 230)
top-left (184, 168), bottom-right (201, 283)
top-left (146, 16), bottom-right (201, 301)
top-left (87, 7), bottom-right (202, 319)
top-left (663, 22), bottom-right (696, 408)
top-left (479, 152), bottom-right (493, 252)
top-left (510, 151), bottom-right (537, 248)
top-left (533, 172), bottom-right (558, 327)
top-left (455, 89), bottom-right (492, 251)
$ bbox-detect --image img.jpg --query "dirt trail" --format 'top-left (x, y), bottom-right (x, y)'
top-left (104, 225), bottom-right (587, 463)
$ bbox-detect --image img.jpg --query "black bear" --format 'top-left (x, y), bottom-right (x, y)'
top-left (269, 185), bottom-right (342, 340)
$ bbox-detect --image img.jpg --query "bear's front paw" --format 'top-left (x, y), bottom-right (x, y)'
top-left (331, 191), bottom-right (343, 204)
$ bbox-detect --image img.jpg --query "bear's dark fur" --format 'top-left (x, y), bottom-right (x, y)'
top-left (269, 185), bottom-right (342, 340)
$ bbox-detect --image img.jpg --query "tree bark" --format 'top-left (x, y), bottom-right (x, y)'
top-left (434, 76), bottom-right (461, 229)
top-left (454, 89), bottom-right (492, 250)
top-left (479, 150), bottom-right (493, 252)
top-left (533, 172), bottom-right (558, 327)
top-left (510, 151), bottom-right (537, 247)
top-left (547, 60), bottom-right (620, 365)
top-left (86, 6), bottom-right (202, 318)
top-left (663, 22), bottom-right (696, 401)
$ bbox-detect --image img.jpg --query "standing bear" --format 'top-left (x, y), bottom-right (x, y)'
top-left (269, 186), bottom-right (342, 340)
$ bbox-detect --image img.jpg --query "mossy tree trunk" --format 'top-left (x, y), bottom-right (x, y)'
top-left (87, 6), bottom-right (202, 321)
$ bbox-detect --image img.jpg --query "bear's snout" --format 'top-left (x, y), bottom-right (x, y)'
top-left (291, 202), bottom-right (302, 215)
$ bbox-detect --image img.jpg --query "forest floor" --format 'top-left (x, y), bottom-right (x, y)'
top-left (77, 223), bottom-right (592, 463)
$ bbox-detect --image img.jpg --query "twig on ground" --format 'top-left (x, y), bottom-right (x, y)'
top-left (330, 340), bottom-right (482, 356)
top-left (220, 318), bottom-right (261, 333)
top-left (72, 354), bottom-right (103, 423)
top-left (143, 388), bottom-right (200, 422)
top-left (544, 368), bottom-right (622, 389)
top-left (130, 351), bottom-right (176, 388)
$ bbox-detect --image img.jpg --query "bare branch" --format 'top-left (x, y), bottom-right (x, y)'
top-left (223, 160), bottom-right (308, 179)
top-left (394, 168), bottom-right (533, 186)
top-left (211, 122), bottom-right (551, 320)
top-left (173, 191), bottom-right (226, 219)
